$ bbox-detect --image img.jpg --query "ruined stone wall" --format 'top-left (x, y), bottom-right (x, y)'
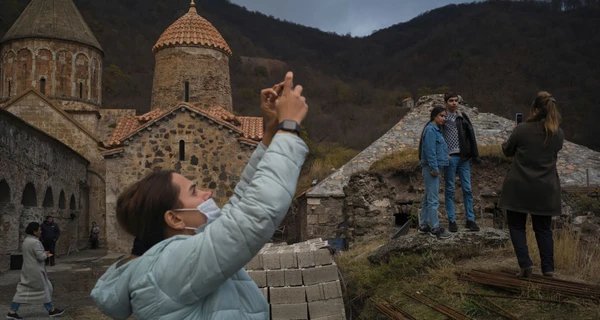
top-left (151, 47), bottom-right (232, 111)
top-left (6, 92), bottom-right (106, 246)
top-left (0, 110), bottom-right (88, 272)
top-left (0, 38), bottom-right (102, 106)
top-left (301, 197), bottom-right (344, 241)
top-left (104, 109), bottom-right (254, 252)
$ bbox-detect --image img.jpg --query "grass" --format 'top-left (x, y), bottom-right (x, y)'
top-left (368, 144), bottom-right (510, 174)
top-left (336, 225), bottom-right (600, 319)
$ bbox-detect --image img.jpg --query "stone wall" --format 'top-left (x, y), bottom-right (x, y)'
top-left (0, 38), bottom-right (102, 105)
top-left (0, 109), bottom-right (88, 272)
top-left (5, 91), bottom-right (107, 246)
top-left (151, 47), bottom-right (232, 111)
top-left (104, 108), bottom-right (255, 252)
top-left (300, 197), bottom-right (344, 241)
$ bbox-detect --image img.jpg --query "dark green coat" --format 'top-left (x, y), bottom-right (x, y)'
top-left (498, 121), bottom-right (564, 216)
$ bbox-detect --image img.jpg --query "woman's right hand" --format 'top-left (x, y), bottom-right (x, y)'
top-left (276, 72), bottom-right (308, 126)
top-left (45, 251), bottom-right (53, 257)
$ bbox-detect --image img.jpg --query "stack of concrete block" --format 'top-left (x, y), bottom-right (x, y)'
top-left (245, 238), bottom-right (346, 320)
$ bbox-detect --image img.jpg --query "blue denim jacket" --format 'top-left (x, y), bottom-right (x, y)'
top-left (420, 122), bottom-right (449, 172)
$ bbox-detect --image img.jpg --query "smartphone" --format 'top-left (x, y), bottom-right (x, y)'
top-left (515, 113), bottom-right (523, 124)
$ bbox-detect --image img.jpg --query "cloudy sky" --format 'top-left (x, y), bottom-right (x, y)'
top-left (230, 0), bottom-right (477, 37)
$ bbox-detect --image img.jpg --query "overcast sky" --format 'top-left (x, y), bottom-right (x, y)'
top-left (230, 0), bottom-right (477, 37)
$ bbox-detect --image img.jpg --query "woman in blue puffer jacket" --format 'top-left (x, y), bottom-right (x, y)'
top-left (91, 72), bottom-right (308, 320)
top-left (418, 105), bottom-right (452, 240)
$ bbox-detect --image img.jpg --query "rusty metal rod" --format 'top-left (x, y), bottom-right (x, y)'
top-left (371, 300), bottom-right (408, 320)
top-left (474, 290), bottom-right (520, 320)
top-left (384, 299), bottom-right (418, 320)
top-left (447, 291), bottom-right (564, 303)
top-left (406, 292), bottom-right (472, 320)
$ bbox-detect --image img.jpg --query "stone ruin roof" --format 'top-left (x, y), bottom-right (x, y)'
top-left (0, 0), bottom-right (103, 52)
top-left (107, 103), bottom-right (262, 148)
top-left (307, 94), bottom-right (600, 198)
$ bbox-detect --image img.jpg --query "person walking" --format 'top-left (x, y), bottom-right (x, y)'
top-left (89, 222), bottom-right (100, 249)
top-left (499, 91), bottom-right (564, 278)
top-left (7, 222), bottom-right (65, 319)
top-left (418, 105), bottom-right (452, 239)
top-left (441, 93), bottom-right (480, 232)
top-left (40, 216), bottom-right (60, 266)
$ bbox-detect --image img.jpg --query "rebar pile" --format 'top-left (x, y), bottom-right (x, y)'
top-left (405, 292), bottom-right (472, 320)
top-left (458, 269), bottom-right (600, 301)
top-left (372, 299), bottom-right (417, 320)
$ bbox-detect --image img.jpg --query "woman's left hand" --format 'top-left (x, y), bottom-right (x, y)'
top-left (260, 82), bottom-right (283, 146)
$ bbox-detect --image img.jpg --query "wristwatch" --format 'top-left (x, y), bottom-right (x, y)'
top-left (277, 120), bottom-right (300, 135)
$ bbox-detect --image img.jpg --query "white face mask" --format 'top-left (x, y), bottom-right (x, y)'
top-left (173, 199), bottom-right (222, 234)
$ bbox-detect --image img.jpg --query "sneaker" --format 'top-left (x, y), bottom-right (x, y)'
top-left (417, 225), bottom-right (431, 234)
top-left (466, 220), bottom-right (480, 231)
top-left (49, 308), bottom-right (65, 317)
top-left (430, 227), bottom-right (453, 239)
top-left (448, 221), bottom-right (458, 233)
top-left (6, 312), bottom-right (22, 319)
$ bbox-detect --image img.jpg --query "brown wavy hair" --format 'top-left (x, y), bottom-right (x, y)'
top-left (526, 91), bottom-right (562, 146)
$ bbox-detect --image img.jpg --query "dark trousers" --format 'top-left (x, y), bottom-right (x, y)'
top-left (42, 240), bottom-right (56, 265)
top-left (507, 210), bottom-right (554, 273)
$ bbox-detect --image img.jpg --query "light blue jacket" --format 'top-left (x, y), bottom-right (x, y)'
top-left (90, 134), bottom-right (308, 320)
top-left (420, 122), bottom-right (449, 172)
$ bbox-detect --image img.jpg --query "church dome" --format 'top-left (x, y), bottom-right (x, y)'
top-left (152, 1), bottom-right (232, 56)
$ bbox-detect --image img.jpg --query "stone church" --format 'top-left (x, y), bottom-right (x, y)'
top-left (0, 0), bottom-right (263, 270)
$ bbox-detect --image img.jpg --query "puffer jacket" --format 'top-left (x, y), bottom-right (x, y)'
top-left (90, 134), bottom-right (308, 320)
top-left (420, 122), bottom-right (449, 172)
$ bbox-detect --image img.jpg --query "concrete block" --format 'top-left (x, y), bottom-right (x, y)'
top-left (302, 265), bottom-right (339, 285)
top-left (260, 287), bottom-right (269, 302)
top-left (271, 303), bottom-right (308, 320)
top-left (270, 286), bottom-right (306, 304)
top-left (263, 251), bottom-right (281, 270)
top-left (305, 284), bottom-right (324, 302)
top-left (267, 269), bottom-right (285, 287)
top-left (245, 254), bottom-right (263, 270)
top-left (322, 280), bottom-right (342, 299)
top-left (284, 269), bottom-right (303, 286)
top-left (247, 270), bottom-right (267, 288)
top-left (296, 249), bottom-right (315, 268)
top-left (280, 250), bottom-right (298, 269)
top-left (308, 298), bottom-right (345, 319)
top-left (313, 248), bottom-right (334, 266)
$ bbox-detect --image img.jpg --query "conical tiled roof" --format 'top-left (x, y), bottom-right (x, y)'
top-left (152, 1), bottom-right (231, 56)
top-left (0, 0), bottom-right (103, 52)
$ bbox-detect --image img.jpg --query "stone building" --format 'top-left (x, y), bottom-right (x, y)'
top-left (151, 0), bottom-right (233, 112)
top-left (294, 94), bottom-right (600, 244)
top-left (0, 108), bottom-right (89, 271)
top-left (0, 0), bottom-right (263, 266)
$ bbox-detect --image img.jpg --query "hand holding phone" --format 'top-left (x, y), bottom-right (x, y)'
top-left (515, 113), bottom-right (523, 124)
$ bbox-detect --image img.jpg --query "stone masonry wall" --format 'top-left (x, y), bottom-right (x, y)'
top-left (151, 47), bottom-right (232, 111)
top-left (0, 38), bottom-right (102, 106)
top-left (6, 91), bottom-right (107, 247)
top-left (0, 109), bottom-right (88, 272)
top-left (302, 94), bottom-right (600, 242)
top-left (104, 108), bottom-right (254, 252)
top-left (245, 239), bottom-right (346, 320)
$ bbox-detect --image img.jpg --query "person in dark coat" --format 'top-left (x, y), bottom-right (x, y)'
top-left (498, 91), bottom-right (564, 278)
top-left (89, 222), bottom-right (100, 249)
top-left (40, 216), bottom-right (60, 266)
top-left (7, 222), bottom-right (65, 319)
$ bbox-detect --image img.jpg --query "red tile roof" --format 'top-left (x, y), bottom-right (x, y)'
top-left (107, 103), bottom-right (262, 147)
top-left (237, 116), bottom-right (263, 140)
top-left (152, 2), bottom-right (232, 55)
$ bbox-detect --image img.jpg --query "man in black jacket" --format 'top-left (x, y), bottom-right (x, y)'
top-left (40, 216), bottom-right (60, 266)
top-left (442, 93), bottom-right (480, 232)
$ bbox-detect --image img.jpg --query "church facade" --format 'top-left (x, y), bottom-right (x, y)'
top-left (0, 0), bottom-right (262, 268)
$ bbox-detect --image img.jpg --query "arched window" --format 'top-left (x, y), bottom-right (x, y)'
top-left (69, 194), bottom-right (76, 210)
top-left (42, 187), bottom-right (54, 207)
top-left (79, 82), bottom-right (83, 99)
top-left (40, 77), bottom-right (46, 94)
top-left (21, 183), bottom-right (37, 207)
top-left (58, 190), bottom-right (66, 209)
top-left (0, 179), bottom-right (10, 203)
top-left (184, 81), bottom-right (189, 102)
top-left (179, 140), bottom-right (185, 161)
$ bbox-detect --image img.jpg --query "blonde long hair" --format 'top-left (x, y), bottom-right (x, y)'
top-left (526, 91), bottom-right (562, 146)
